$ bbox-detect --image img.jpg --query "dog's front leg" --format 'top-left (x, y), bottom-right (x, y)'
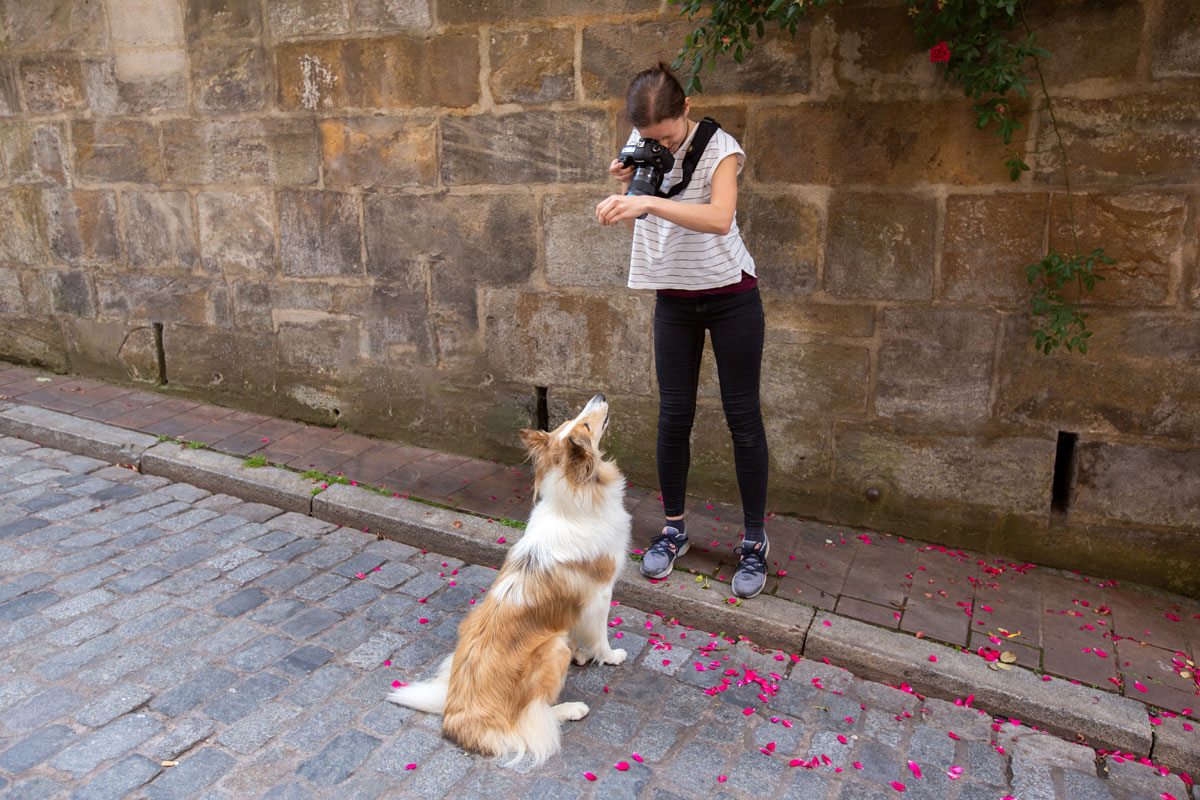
top-left (570, 587), bottom-right (626, 666)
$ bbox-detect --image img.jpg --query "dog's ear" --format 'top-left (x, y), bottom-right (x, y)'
top-left (519, 428), bottom-right (550, 459)
top-left (564, 431), bottom-right (597, 485)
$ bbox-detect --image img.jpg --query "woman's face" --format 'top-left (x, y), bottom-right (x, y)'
top-left (638, 107), bottom-right (691, 153)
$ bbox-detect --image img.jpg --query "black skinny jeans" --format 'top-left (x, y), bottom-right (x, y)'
top-left (653, 287), bottom-right (768, 530)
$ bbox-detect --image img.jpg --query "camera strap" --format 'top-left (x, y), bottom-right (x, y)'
top-left (659, 117), bottom-right (721, 200)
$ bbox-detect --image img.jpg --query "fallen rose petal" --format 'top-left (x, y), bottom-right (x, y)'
top-left (1134, 680), bottom-right (1148, 692)
top-left (615, 761), bottom-right (630, 771)
top-left (496, 536), bottom-right (506, 544)
top-left (405, 763), bottom-right (417, 770)
top-left (891, 780), bottom-right (907, 792)
top-left (907, 760), bottom-right (923, 779)
top-left (631, 753), bottom-right (643, 763)
top-left (418, 618), bottom-right (429, 624)
top-left (717, 775), bottom-right (727, 783)
top-left (742, 707), bottom-right (755, 716)
top-left (583, 772), bottom-right (597, 781)
top-left (928, 655), bottom-right (938, 662)
top-left (853, 761), bottom-right (864, 769)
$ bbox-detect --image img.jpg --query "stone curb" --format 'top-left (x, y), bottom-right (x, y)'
top-left (0, 404), bottom-right (158, 465)
top-left (805, 610), bottom-right (1152, 756)
top-left (139, 442), bottom-right (315, 514)
top-left (0, 404), bottom-right (1176, 773)
top-left (1151, 716), bottom-right (1200, 779)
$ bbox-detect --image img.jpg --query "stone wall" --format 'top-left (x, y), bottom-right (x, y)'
top-left (1, 0), bottom-right (1198, 594)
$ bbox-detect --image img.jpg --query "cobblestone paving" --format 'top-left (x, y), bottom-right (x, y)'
top-left (0, 435), bottom-right (1189, 800)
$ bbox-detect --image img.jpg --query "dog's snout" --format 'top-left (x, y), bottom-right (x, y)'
top-left (592, 393), bottom-right (605, 405)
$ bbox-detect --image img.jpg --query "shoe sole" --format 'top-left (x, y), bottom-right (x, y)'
top-left (731, 537), bottom-right (769, 599)
top-left (640, 540), bottom-right (689, 580)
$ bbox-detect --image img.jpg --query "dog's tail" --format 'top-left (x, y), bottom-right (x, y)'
top-left (387, 654), bottom-right (452, 715)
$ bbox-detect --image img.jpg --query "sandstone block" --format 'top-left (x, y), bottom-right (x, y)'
top-left (0, 268), bottom-right (23, 313)
top-left (483, 289), bottom-right (653, 395)
top-left (111, 49), bottom-right (188, 113)
top-left (63, 319), bottom-right (159, 384)
top-left (582, 21), bottom-right (812, 99)
top-left (0, 317), bottom-right (67, 370)
top-left (184, 0), bottom-right (262, 41)
top-left (1075, 442), bottom-right (1200, 530)
top-left (1153, 3), bottom-right (1200, 78)
top-left (357, 281), bottom-right (433, 365)
top-left (0, 188), bottom-right (49, 265)
top-left (754, 101), bottom-right (1015, 185)
top-left (163, 323), bottom-right (276, 393)
top-left (190, 42), bottom-right (269, 111)
top-left (942, 193), bottom-right (1049, 305)
top-left (441, 110), bottom-right (608, 185)
top-left (279, 190), bottom-right (362, 278)
top-left (1035, 88), bottom-right (1200, 186)
top-left (0, 62), bottom-right (21, 115)
top-left (833, 427), bottom-right (1054, 514)
top-left (741, 191), bottom-right (820, 296)
top-left (72, 120), bottom-right (162, 183)
top-left (44, 270), bottom-right (96, 318)
top-left (543, 192), bottom-right (630, 288)
top-left (161, 118), bottom-right (318, 185)
top-left (824, 191), bottom-right (936, 300)
top-left (762, 301), bottom-right (875, 339)
top-left (830, 2), bottom-right (942, 97)
top-left (107, 0), bottom-right (185, 46)
top-left (275, 313), bottom-right (362, 378)
top-left (7, 1), bottom-right (109, 52)
top-left (320, 117), bottom-right (437, 187)
top-left (198, 191), bottom-right (275, 276)
top-left (0, 122), bottom-right (69, 185)
top-left (489, 27), bottom-right (574, 104)
top-left (352, 0), bottom-right (432, 31)
top-left (19, 56), bottom-right (87, 113)
top-left (123, 191), bottom-right (198, 270)
top-left (96, 275), bottom-right (215, 325)
top-left (268, 0), bottom-right (349, 38)
top-left (1022, 0), bottom-right (1142, 85)
top-left (761, 335), bottom-right (869, 418)
top-left (1047, 192), bottom-right (1185, 306)
top-left (43, 189), bottom-right (122, 266)
top-left (439, 0), bottom-right (657, 24)
top-left (764, 417), bottom-right (831, 482)
top-left (875, 307), bottom-right (997, 428)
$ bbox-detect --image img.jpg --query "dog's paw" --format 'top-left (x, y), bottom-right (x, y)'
top-left (572, 649), bottom-right (593, 666)
top-left (554, 701), bottom-right (590, 722)
top-left (602, 648), bottom-right (627, 665)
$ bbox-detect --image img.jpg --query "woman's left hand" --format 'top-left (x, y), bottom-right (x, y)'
top-left (596, 194), bottom-right (652, 226)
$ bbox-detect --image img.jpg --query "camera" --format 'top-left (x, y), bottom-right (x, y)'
top-left (619, 138), bottom-right (675, 208)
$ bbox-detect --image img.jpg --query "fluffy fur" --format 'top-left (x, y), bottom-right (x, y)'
top-left (387, 394), bottom-right (632, 764)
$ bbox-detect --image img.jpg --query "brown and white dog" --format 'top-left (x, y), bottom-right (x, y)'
top-left (387, 394), bottom-right (632, 764)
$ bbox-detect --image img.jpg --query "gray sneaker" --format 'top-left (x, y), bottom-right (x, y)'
top-left (731, 535), bottom-right (769, 599)
top-left (640, 526), bottom-right (689, 579)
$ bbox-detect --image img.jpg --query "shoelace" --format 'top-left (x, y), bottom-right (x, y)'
top-left (733, 543), bottom-right (767, 573)
top-left (647, 531), bottom-right (683, 555)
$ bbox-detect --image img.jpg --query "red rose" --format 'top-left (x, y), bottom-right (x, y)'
top-left (929, 41), bottom-right (951, 63)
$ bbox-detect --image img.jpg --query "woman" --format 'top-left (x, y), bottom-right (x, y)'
top-left (595, 63), bottom-right (770, 599)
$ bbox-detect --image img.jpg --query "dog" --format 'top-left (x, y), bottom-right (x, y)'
top-left (387, 393), bottom-right (632, 764)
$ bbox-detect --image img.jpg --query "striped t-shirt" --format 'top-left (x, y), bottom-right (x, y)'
top-left (625, 124), bottom-right (757, 291)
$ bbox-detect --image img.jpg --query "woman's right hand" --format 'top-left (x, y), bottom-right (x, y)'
top-left (608, 159), bottom-right (633, 185)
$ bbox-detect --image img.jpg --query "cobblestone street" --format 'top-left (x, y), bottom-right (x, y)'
top-left (0, 435), bottom-right (1187, 800)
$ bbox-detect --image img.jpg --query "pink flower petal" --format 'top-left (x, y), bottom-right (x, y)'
top-left (907, 760), bottom-right (923, 779)
top-left (1134, 680), bottom-right (1148, 692)
top-left (631, 753), bottom-right (643, 763)
top-left (615, 761), bottom-right (629, 771)
top-left (928, 655), bottom-right (938, 662)
top-left (418, 618), bottom-right (429, 624)
top-left (717, 775), bottom-right (727, 783)
top-left (583, 772), bottom-right (597, 781)
top-left (742, 707), bottom-right (755, 716)
top-left (405, 763), bottom-right (417, 770)
top-left (890, 781), bottom-right (907, 792)
top-left (496, 536), bottom-right (506, 544)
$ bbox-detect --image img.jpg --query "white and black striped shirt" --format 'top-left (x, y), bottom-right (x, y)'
top-left (625, 125), bottom-right (757, 291)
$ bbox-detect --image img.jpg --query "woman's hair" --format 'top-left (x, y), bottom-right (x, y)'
top-left (625, 62), bottom-right (687, 128)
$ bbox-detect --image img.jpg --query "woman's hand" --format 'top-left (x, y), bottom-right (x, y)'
top-left (596, 193), bottom-right (652, 226)
top-left (608, 158), bottom-right (633, 185)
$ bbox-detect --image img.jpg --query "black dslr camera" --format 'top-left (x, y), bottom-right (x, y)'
top-left (619, 138), bottom-right (675, 217)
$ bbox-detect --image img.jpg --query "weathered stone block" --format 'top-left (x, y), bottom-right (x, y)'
top-left (62, 319), bottom-right (159, 383)
top-left (483, 289), bottom-right (653, 395)
top-left (123, 191), bottom-right (198, 270)
top-left (163, 324), bottom-right (276, 394)
top-left (276, 313), bottom-right (362, 379)
top-left (0, 188), bottom-right (49, 265)
top-left (356, 281), bottom-right (433, 364)
top-left (942, 193), bottom-right (1049, 305)
top-left (489, 28), bottom-right (574, 104)
top-left (279, 190), bottom-right (362, 278)
top-left (1153, 3), bottom-right (1200, 78)
top-left (763, 301), bottom-right (875, 340)
top-left (43, 270), bottom-right (97, 318)
top-left (1075, 442), bottom-right (1200, 530)
top-left (833, 427), bottom-right (1054, 514)
top-left (268, 0), bottom-right (350, 38)
top-left (543, 192), bottom-right (630, 288)
top-left (0, 122), bottom-right (69, 185)
top-left (95, 275), bottom-right (216, 325)
top-left (994, 312), bottom-right (1200, 441)
top-left (830, 2), bottom-right (942, 97)
top-left (754, 101), bottom-right (1014, 185)
top-left (72, 120), bottom-right (162, 183)
top-left (441, 111), bottom-right (608, 185)
top-left (114, 50), bottom-right (188, 113)
top-left (230, 282), bottom-right (274, 332)
top-left (0, 267), bottom-right (23, 313)
top-left (190, 43), bottom-right (269, 111)
top-left (1022, 0), bottom-right (1142, 85)
top-left (824, 191), bottom-right (936, 300)
top-left (741, 191), bottom-right (820, 296)
top-left (1047, 192), bottom-right (1186, 307)
top-left (352, 0), bottom-right (432, 31)
top-left (582, 21), bottom-right (811, 99)
top-left (0, 317), bottom-right (68, 370)
top-left (7, 1), bottom-right (109, 51)
top-left (761, 335), bottom-right (869, 418)
top-left (275, 34), bottom-right (479, 111)
top-left (320, 117), bottom-right (437, 187)
top-left (875, 307), bottom-right (997, 428)
top-left (1035, 87), bottom-right (1200, 185)
top-left (439, 0), bottom-right (656, 23)
top-left (764, 417), bottom-right (831, 483)
top-left (0, 61), bottom-right (21, 115)
top-left (184, 0), bottom-right (263, 41)
top-left (19, 56), bottom-right (87, 113)
top-left (108, 0), bottom-right (185, 47)
top-left (198, 191), bottom-right (275, 276)
top-left (43, 190), bottom-right (121, 266)
top-left (161, 118), bottom-right (318, 186)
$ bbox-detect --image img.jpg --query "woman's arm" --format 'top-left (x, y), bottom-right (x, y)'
top-left (595, 154), bottom-right (740, 235)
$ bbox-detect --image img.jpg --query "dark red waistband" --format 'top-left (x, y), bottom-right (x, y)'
top-left (656, 272), bottom-right (758, 298)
